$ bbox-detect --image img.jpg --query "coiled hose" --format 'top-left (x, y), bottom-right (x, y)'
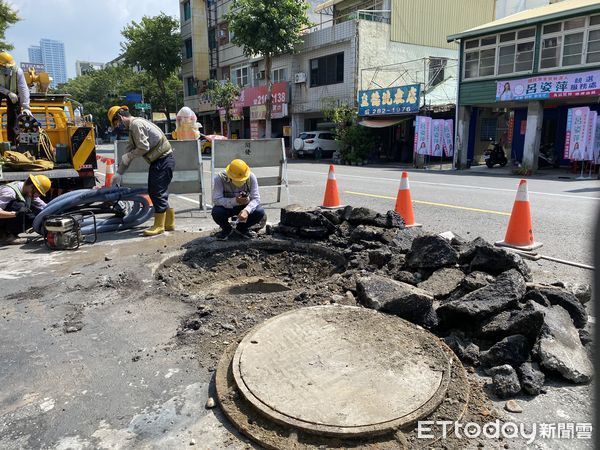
top-left (33, 187), bottom-right (153, 235)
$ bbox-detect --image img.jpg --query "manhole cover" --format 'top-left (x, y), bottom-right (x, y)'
top-left (231, 305), bottom-right (452, 438)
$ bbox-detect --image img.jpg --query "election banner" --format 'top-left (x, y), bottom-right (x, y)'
top-left (431, 120), bottom-right (444, 157)
top-left (564, 107), bottom-right (589, 161)
top-left (594, 118), bottom-right (600, 163)
top-left (443, 119), bottom-right (454, 157)
top-left (497, 70), bottom-right (600, 102)
top-left (585, 111), bottom-right (597, 161)
top-left (414, 116), bottom-right (431, 155)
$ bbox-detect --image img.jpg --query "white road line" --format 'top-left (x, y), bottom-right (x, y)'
top-left (287, 168), bottom-right (600, 201)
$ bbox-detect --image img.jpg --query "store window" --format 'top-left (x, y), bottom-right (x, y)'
top-left (464, 27), bottom-right (535, 79)
top-left (183, 1), bottom-right (191, 21)
top-left (184, 38), bottom-right (193, 59)
top-left (231, 66), bottom-right (249, 87)
top-left (540, 14), bottom-right (600, 69)
top-left (272, 68), bottom-right (288, 83)
top-left (480, 118), bottom-right (497, 141)
top-left (186, 77), bottom-right (197, 97)
top-left (310, 52), bottom-right (344, 87)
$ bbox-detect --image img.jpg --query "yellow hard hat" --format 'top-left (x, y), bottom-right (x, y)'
top-left (225, 159), bottom-right (250, 182)
top-left (0, 52), bottom-right (15, 68)
top-left (29, 174), bottom-right (51, 196)
top-left (107, 105), bottom-right (128, 123)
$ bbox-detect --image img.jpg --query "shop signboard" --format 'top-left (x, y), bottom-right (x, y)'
top-left (235, 82), bottom-right (288, 108)
top-left (358, 84), bottom-right (420, 116)
top-left (249, 103), bottom-right (288, 120)
top-left (443, 119), bottom-right (454, 157)
top-left (564, 107), bottom-right (590, 161)
top-left (496, 70), bottom-right (600, 102)
top-left (414, 116), bottom-right (431, 155)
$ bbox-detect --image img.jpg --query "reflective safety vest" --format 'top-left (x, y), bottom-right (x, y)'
top-left (6, 181), bottom-right (31, 208)
top-left (1, 67), bottom-right (18, 95)
top-left (128, 118), bottom-right (172, 164)
top-left (218, 172), bottom-right (253, 198)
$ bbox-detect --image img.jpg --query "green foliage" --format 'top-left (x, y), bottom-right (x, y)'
top-left (225, 0), bottom-right (311, 58)
top-left (54, 66), bottom-right (182, 132)
top-left (0, 1), bottom-right (19, 51)
top-left (225, 0), bottom-right (310, 136)
top-left (206, 80), bottom-right (240, 138)
top-left (323, 101), bottom-right (372, 163)
top-left (121, 13), bottom-right (182, 130)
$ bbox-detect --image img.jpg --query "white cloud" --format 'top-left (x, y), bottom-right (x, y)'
top-left (6, 0), bottom-right (180, 79)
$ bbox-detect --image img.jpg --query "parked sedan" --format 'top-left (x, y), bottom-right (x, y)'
top-left (293, 131), bottom-right (340, 159)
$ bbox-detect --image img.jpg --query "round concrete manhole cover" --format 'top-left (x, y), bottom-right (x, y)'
top-left (232, 305), bottom-right (452, 437)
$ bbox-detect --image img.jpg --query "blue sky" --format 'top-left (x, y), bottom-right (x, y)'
top-left (6, 0), bottom-right (180, 79)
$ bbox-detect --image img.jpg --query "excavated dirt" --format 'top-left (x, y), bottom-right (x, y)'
top-left (156, 238), bottom-right (502, 448)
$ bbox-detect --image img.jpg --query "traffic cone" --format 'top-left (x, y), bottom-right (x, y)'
top-left (322, 164), bottom-right (342, 208)
top-left (496, 179), bottom-right (542, 251)
top-left (394, 172), bottom-right (421, 227)
top-left (104, 159), bottom-right (114, 187)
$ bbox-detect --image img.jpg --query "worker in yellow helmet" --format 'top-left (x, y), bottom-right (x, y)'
top-left (0, 52), bottom-right (32, 146)
top-left (0, 174), bottom-right (51, 245)
top-left (107, 105), bottom-right (175, 236)
top-left (211, 159), bottom-right (265, 240)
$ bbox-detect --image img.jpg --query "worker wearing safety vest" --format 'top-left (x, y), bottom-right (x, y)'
top-left (0, 174), bottom-right (50, 245)
top-left (0, 52), bottom-right (33, 146)
top-left (211, 159), bottom-right (265, 240)
top-left (108, 106), bottom-right (176, 236)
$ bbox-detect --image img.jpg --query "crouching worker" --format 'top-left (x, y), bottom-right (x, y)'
top-left (212, 159), bottom-right (265, 240)
top-left (0, 174), bottom-right (50, 244)
top-left (107, 105), bottom-right (175, 236)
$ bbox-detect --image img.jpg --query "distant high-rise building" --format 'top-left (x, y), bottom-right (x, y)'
top-left (75, 60), bottom-right (105, 76)
top-left (27, 39), bottom-right (67, 88)
top-left (28, 46), bottom-right (43, 64)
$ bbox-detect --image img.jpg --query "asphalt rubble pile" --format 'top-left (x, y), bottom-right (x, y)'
top-left (272, 204), bottom-right (593, 399)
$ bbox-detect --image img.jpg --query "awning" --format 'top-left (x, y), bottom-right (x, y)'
top-left (314, 0), bottom-right (343, 13)
top-left (358, 117), bottom-right (412, 128)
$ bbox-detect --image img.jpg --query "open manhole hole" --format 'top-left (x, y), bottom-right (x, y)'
top-left (224, 278), bottom-right (292, 295)
top-left (216, 305), bottom-right (470, 448)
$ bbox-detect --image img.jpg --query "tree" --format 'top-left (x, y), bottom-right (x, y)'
top-left (0, 1), bottom-right (19, 51)
top-left (121, 13), bottom-right (182, 132)
top-left (323, 101), bottom-right (372, 163)
top-left (226, 0), bottom-right (310, 138)
top-left (206, 80), bottom-right (240, 138)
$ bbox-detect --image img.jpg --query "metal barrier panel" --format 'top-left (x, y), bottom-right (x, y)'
top-left (115, 140), bottom-right (207, 209)
top-left (211, 138), bottom-right (289, 203)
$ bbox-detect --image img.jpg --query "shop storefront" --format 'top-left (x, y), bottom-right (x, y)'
top-left (219, 82), bottom-right (290, 140)
top-left (449, 1), bottom-right (600, 172)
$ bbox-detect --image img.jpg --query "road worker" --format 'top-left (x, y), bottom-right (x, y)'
top-left (212, 159), bottom-right (265, 240)
top-left (108, 105), bottom-right (175, 236)
top-left (0, 52), bottom-right (32, 146)
top-left (0, 174), bottom-right (50, 244)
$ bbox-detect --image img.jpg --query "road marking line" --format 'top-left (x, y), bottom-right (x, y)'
top-left (288, 168), bottom-right (600, 201)
top-left (345, 191), bottom-right (511, 216)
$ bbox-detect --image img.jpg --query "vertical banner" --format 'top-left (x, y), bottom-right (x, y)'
top-left (414, 116), bottom-right (432, 155)
top-left (564, 107), bottom-right (590, 161)
top-left (594, 118), bottom-right (600, 164)
top-left (584, 111), bottom-right (597, 161)
top-left (431, 120), bottom-right (444, 156)
top-left (443, 119), bottom-right (454, 157)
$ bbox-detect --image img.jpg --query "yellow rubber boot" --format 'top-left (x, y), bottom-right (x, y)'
top-left (165, 208), bottom-right (175, 231)
top-left (144, 212), bottom-right (166, 236)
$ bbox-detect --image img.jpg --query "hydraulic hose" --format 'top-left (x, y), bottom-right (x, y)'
top-left (33, 187), bottom-right (153, 235)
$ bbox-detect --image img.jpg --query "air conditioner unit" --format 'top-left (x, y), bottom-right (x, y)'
top-left (294, 72), bottom-right (307, 84)
top-left (255, 70), bottom-right (265, 80)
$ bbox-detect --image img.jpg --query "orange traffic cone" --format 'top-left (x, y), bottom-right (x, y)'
top-left (496, 179), bottom-right (542, 251)
top-left (322, 164), bottom-right (342, 208)
top-left (104, 159), bottom-right (114, 187)
top-left (394, 172), bottom-right (421, 227)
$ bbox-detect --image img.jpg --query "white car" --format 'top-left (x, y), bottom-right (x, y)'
top-left (293, 131), bottom-right (340, 159)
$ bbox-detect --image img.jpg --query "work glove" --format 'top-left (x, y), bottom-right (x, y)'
top-left (111, 174), bottom-right (122, 187)
top-left (8, 92), bottom-right (18, 104)
top-left (22, 108), bottom-right (33, 116)
top-left (121, 152), bottom-right (134, 167)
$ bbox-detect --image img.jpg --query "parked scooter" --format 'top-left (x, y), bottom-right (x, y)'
top-left (484, 139), bottom-right (508, 168)
top-left (538, 142), bottom-right (559, 169)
